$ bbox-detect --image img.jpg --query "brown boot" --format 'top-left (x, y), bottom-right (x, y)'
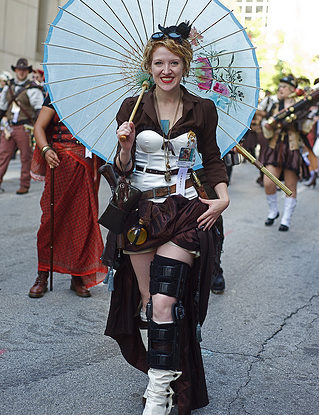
top-left (70, 276), bottom-right (91, 297)
top-left (16, 186), bottom-right (29, 195)
top-left (29, 271), bottom-right (49, 298)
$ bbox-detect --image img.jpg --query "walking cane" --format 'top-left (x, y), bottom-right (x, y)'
top-left (49, 166), bottom-right (54, 291)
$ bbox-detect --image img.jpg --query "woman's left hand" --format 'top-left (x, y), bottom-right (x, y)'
top-left (197, 197), bottom-right (229, 230)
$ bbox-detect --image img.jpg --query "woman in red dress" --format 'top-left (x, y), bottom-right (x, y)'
top-left (29, 96), bottom-right (107, 298)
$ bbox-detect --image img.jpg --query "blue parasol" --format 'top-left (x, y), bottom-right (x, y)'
top-left (43, 0), bottom-right (260, 167)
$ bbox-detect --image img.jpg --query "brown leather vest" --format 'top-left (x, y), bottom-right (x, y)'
top-left (5, 82), bottom-right (36, 123)
top-left (266, 101), bottom-right (301, 151)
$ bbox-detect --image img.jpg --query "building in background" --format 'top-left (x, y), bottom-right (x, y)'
top-left (222, 0), bottom-right (269, 27)
top-left (0, 0), bottom-right (66, 74)
top-left (234, 0), bottom-right (270, 26)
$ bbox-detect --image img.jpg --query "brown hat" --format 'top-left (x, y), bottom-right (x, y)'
top-left (11, 58), bottom-right (32, 73)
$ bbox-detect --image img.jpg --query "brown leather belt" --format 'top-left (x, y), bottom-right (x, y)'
top-left (10, 119), bottom-right (29, 126)
top-left (141, 178), bottom-right (193, 200)
top-left (136, 165), bottom-right (181, 175)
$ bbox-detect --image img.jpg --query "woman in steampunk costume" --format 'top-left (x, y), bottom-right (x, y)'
top-left (261, 75), bottom-right (313, 231)
top-left (102, 22), bottom-right (229, 414)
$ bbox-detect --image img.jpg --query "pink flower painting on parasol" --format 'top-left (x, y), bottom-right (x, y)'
top-left (195, 57), bottom-right (213, 91)
top-left (189, 27), bottom-right (204, 46)
top-left (213, 82), bottom-right (230, 96)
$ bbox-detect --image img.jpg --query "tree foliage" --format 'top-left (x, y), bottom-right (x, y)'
top-left (245, 17), bottom-right (319, 93)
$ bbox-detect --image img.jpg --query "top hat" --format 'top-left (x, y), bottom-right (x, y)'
top-left (279, 75), bottom-right (297, 89)
top-left (11, 58), bottom-right (32, 73)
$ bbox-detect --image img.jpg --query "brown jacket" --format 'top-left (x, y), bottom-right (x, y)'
top-left (262, 100), bottom-right (313, 150)
top-left (115, 85), bottom-right (228, 189)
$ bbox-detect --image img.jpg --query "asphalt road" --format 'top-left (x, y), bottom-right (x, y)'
top-left (0, 158), bottom-right (318, 415)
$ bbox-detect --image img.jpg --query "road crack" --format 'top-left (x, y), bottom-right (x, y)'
top-left (227, 292), bottom-right (319, 415)
top-left (201, 347), bottom-right (256, 359)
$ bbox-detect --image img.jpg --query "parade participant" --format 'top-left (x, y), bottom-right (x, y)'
top-left (28, 96), bottom-right (107, 298)
top-left (303, 114), bottom-right (319, 188)
top-left (102, 22), bottom-right (229, 414)
top-left (0, 71), bottom-right (12, 93)
top-left (255, 91), bottom-right (277, 187)
top-left (303, 79), bottom-right (319, 187)
top-left (32, 69), bottom-right (45, 86)
top-left (0, 58), bottom-right (43, 194)
top-left (0, 72), bottom-right (14, 168)
top-left (261, 75), bottom-right (313, 231)
top-left (32, 69), bottom-right (47, 97)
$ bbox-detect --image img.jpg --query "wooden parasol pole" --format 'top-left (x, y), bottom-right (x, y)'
top-left (235, 143), bottom-right (292, 196)
top-left (119, 80), bottom-right (150, 141)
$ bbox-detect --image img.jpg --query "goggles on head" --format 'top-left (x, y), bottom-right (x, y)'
top-left (151, 31), bottom-right (183, 43)
top-left (150, 22), bottom-right (191, 44)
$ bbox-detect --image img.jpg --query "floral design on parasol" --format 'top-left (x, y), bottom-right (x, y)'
top-left (43, 0), bottom-right (260, 165)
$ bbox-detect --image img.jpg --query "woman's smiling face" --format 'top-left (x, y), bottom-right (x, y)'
top-left (150, 46), bottom-right (184, 93)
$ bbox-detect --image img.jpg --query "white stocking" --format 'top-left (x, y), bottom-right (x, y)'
top-left (280, 197), bottom-right (297, 227)
top-left (266, 193), bottom-right (278, 219)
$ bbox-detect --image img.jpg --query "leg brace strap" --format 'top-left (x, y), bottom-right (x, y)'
top-left (149, 255), bottom-right (190, 299)
top-left (147, 255), bottom-right (190, 370)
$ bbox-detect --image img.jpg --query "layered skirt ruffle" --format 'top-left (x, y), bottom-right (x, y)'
top-left (260, 135), bottom-right (308, 179)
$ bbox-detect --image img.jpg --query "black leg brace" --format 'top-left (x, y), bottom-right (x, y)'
top-left (146, 254), bottom-right (190, 371)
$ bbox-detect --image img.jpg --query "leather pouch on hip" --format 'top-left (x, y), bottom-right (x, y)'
top-left (98, 178), bottom-right (142, 234)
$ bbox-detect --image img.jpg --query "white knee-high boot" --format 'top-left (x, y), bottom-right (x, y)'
top-left (266, 193), bottom-right (279, 219)
top-left (280, 197), bottom-right (297, 228)
top-left (142, 368), bottom-right (182, 415)
top-left (142, 320), bottom-right (180, 410)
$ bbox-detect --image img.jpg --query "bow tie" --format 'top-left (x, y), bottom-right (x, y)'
top-left (162, 140), bottom-right (175, 155)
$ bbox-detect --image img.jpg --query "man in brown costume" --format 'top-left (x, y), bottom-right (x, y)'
top-left (0, 58), bottom-right (43, 194)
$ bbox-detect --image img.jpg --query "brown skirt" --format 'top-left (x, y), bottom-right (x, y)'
top-left (102, 195), bottom-right (222, 414)
top-left (260, 134), bottom-right (308, 179)
top-left (127, 195), bottom-right (208, 252)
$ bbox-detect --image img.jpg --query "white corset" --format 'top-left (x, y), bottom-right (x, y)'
top-left (131, 130), bottom-right (198, 202)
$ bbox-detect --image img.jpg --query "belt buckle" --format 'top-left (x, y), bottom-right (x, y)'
top-left (152, 185), bottom-right (171, 199)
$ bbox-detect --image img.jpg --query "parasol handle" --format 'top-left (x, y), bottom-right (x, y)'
top-left (119, 81), bottom-right (150, 141)
top-left (235, 144), bottom-right (293, 197)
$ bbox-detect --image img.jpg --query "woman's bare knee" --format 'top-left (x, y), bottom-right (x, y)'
top-left (264, 165), bottom-right (281, 194)
top-left (152, 294), bottom-right (176, 322)
top-left (157, 243), bottom-right (194, 267)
